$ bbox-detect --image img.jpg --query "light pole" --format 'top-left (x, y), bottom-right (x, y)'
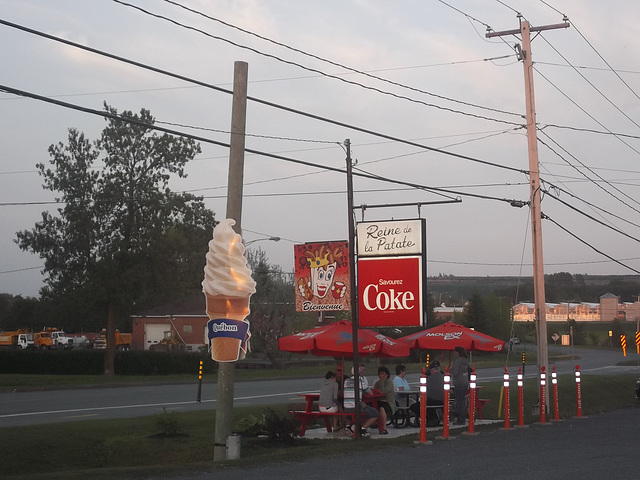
top-left (245, 237), bottom-right (281, 247)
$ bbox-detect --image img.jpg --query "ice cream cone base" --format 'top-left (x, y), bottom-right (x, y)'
top-left (211, 336), bottom-right (242, 362)
top-left (207, 318), bottom-right (250, 363)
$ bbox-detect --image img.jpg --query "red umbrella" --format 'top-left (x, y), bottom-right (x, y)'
top-left (278, 320), bottom-right (410, 357)
top-left (398, 322), bottom-right (505, 352)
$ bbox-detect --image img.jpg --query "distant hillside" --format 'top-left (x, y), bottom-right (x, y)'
top-left (427, 274), bottom-right (640, 305)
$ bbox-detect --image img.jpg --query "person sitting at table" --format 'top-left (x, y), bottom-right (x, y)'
top-left (393, 364), bottom-right (412, 399)
top-left (426, 360), bottom-right (445, 426)
top-left (394, 364), bottom-right (419, 423)
top-left (373, 366), bottom-right (395, 434)
top-left (319, 370), bottom-right (341, 432)
top-left (343, 365), bottom-right (379, 436)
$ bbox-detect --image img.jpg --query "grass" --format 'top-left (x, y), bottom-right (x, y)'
top-left (1, 370), bottom-right (639, 479)
top-left (0, 346), bottom-right (570, 392)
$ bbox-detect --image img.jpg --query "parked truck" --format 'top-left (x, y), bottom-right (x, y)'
top-left (0, 329), bottom-right (34, 350)
top-left (93, 329), bottom-right (131, 351)
top-left (33, 328), bottom-right (73, 350)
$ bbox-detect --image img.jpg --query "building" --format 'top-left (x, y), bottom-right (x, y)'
top-left (130, 295), bottom-right (208, 351)
top-left (512, 293), bottom-right (640, 322)
top-left (433, 305), bottom-right (464, 323)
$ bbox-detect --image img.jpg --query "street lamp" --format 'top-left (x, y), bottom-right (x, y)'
top-left (245, 236), bottom-right (281, 247)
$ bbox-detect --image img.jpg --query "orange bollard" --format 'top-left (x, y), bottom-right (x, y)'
top-left (467, 367), bottom-right (477, 434)
top-left (575, 365), bottom-right (583, 418)
top-left (551, 366), bottom-right (560, 421)
top-left (419, 367), bottom-right (428, 444)
top-left (442, 367), bottom-right (451, 438)
top-left (517, 367), bottom-right (526, 427)
top-left (539, 366), bottom-right (547, 424)
top-left (503, 366), bottom-right (511, 429)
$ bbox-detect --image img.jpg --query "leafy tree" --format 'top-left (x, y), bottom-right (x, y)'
top-left (463, 292), bottom-right (487, 332)
top-left (16, 104), bottom-right (215, 374)
top-left (247, 248), bottom-right (296, 367)
top-left (483, 295), bottom-right (512, 340)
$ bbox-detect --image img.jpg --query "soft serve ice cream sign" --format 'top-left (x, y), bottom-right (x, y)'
top-left (202, 219), bottom-right (256, 363)
top-left (356, 219), bottom-right (425, 328)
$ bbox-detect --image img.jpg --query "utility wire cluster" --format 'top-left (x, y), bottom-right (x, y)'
top-left (1, 0), bottom-right (639, 273)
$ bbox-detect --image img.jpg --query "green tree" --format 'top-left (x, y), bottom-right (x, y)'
top-left (463, 292), bottom-right (487, 332)
top-left (247, 248), bottom-right (296, 367)
top-left (483, 295), bottom-right (512, 340)
top-left (16, 104), bottom-right (215, 374)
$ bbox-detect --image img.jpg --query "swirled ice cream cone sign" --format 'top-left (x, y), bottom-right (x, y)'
top-left (202, 219), bottom-right (256, 362)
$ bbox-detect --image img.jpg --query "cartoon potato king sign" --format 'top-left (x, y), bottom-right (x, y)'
top-left (356, 219), bottom-right (426, 328)
top-left (294, 241), bottom-right (350, 312)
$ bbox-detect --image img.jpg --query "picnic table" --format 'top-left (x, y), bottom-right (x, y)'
top-left (291, 392), bottom-right (385, 436)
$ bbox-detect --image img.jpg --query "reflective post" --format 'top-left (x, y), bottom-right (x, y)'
top-left (551, 366), bottom-right (560, 421)
top-left (539, 366), bottom-right (547, 424)
top-left (517, 367), bottom-right (525, 427)
top-left (503, 366), bottom-right (511, 429)
top-left (419, 368), bottom-right (427, 444)
top-left (467, 367), bottom-right (477, 434)
top-left (197, 360), bottom-right (203, 403)
top-left (441, 367), bottom-right (451, 439)
top-left (575, 365), bottom-right (583, 418)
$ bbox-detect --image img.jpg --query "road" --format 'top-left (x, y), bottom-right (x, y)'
top-left (1, 346), bottom-right (637, 428)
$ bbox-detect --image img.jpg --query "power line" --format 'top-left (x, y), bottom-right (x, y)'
top-left (113, 0), bottom-right (523, 127)
top-left (0, 18), bottom-right (528, 176)
top-left (0, 83), bottom-right (530, 209)
top-left (543, 212), bottom-right (640, 275)
top-left (161, 0), bottom-right (522, 119)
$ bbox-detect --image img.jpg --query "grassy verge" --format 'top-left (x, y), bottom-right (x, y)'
top-left (0, 347), bottom-right (572, 391)
top-left (1, 372), bottom-right (638, 479)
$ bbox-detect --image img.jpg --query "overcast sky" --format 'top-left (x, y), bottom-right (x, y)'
top-left (2, 0), bottom-right (640, 298)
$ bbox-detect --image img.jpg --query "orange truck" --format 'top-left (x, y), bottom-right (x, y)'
top-left (0, 329), bottom-right (34, 350)
top-left (33, 327), bottom-right (73, 350)
top-left (93, 329), bottom-right (132, 351)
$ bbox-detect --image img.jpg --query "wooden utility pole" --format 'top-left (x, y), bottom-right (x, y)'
top-left (344, 138), bottom-right (362, 437)
top-left (214, 60), bottom-right (249, 462)
top-left (487, 18), bottom-right (569, 400)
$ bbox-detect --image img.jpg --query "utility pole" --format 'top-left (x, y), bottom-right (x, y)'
top-left (214, 60), bottom-right (249, 462)
top-left (344, 138), bottom-right (362, 437)
top-left (487, 17), bottom-right (569, 406)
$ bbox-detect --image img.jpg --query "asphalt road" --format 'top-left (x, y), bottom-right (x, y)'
top-left (1, 345), bottom-right (637, 428)
top-left (168, 406), bottom-right (640, 480)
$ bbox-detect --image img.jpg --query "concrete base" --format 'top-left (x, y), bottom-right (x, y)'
top-left (413, 440), bottom-right (434, 446)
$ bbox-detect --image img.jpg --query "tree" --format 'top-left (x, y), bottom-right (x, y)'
top-left (483, 295), bottom-right (512, 340)
top-left (463, 292), bottom-right (487, 332)
top-left (16, 104), bottom-right (215, 374)
top-left (247, 248), bottom-right (296, 367)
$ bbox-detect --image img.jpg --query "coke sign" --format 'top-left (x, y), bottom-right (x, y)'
top-left (358, 256), bottom-right (423, 327)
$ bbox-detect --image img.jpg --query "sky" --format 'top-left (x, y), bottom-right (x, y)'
top-left (1, 0), bottom-right (640, 298)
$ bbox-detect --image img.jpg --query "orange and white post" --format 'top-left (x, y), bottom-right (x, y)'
top-left (551, 366), bottom-right (560, 421)
top-left (441, 367), bottom-right (451, 439)
top-left (502, 366), bottom-right (511, 429)
top-left (539, 366), bottom-right (547, 424)
top-left (575, 365), bottom-right (583, 418)
top-left (467, 367), bottom-right (477, 434)
top-left (419, 368), bottom-right (428, 444)
top-left (517, 367), bottom-right (525, 427)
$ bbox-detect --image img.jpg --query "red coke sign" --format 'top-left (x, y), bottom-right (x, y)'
top-left (358, 256), bottom-right (423, 327)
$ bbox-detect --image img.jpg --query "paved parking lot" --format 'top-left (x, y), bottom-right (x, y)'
top-left (167, 406), bottom-right (640, 480)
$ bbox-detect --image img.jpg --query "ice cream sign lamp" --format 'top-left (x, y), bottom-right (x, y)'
top-left (203, 219), bottom-right (256, 363)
